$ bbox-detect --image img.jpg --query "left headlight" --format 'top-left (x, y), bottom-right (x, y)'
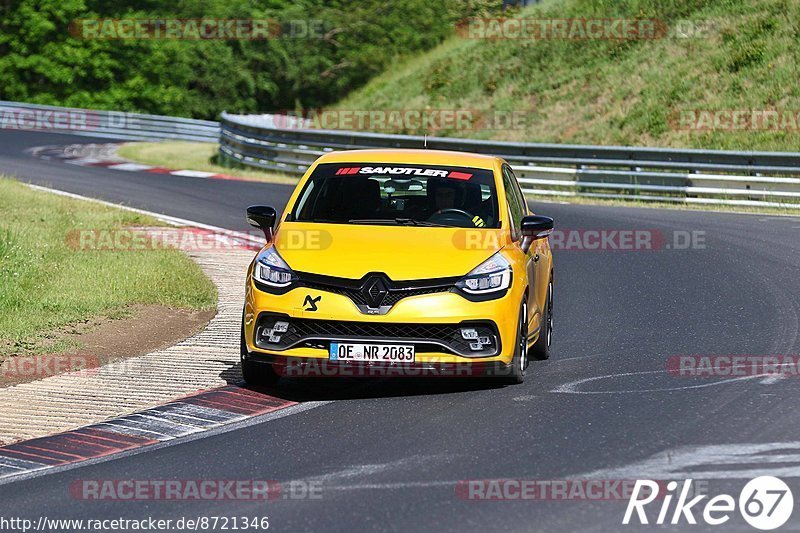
top-left (455, 252), bottom-right (512, 295)
top-left (253, 247), bottom-right (297, 288)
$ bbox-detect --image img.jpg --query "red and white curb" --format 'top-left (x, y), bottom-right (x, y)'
top-left (0, 386), bottom-right (296, 481)
top-left (27, 144), bottom-right (253, 183)
top-left (0, 184), bottom-right (324, 482)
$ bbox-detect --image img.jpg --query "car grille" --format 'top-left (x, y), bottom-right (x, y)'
top-left (382, 287), bottom-right (452, 306)
top-left (254, 314), bottom-right (499, 357)
top-left (313, 284), bottom-right (452, 307)
top-left (297, 272), bottom-right (457, 311)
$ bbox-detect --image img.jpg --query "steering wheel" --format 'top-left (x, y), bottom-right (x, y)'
top-left (428, 208), bottom-right (475, 226)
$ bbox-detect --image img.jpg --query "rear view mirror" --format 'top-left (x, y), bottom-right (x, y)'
top-left (520, 215), bottom-right (554, 253)
top-left (247, 205), bottom-right (277, 240)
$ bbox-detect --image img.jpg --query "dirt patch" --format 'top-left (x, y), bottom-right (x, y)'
top-left (0, 305), bottom-right (216, 388)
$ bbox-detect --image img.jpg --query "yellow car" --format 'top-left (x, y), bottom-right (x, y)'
top-left (241, 149), bottom-right (554, 384)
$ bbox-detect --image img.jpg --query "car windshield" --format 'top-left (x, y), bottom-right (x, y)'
top-left (290, 163), bottom-right (501, 228)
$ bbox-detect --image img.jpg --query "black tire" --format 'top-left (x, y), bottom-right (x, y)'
top-left (529, 276), bottom-right (553, 361)
top-left (240, 320), bottom-right (280, 386)
top-left (501, 301), bottom-right (528, 384)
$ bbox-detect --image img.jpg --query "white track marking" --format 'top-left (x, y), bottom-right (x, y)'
top-left (552, 369), bottom-right (768, 395)
top-left (170, 170), bottom-right (218, 178)
top-left (573, 442), bottom-right (800, 480)
top-left (106, 163), bottom-right (154, 171)
top-left (324, 480), bottom-right (456, 491)
top-left (513, 394), bottom-right (537, 401)
top-left (64, 158), bottom-right (102, 165)
top-left (285, 455), bottom-right (460, 492)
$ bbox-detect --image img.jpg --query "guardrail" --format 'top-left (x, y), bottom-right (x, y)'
top-left (219, 112), bottom-right (800, 209)
top-left (0, 101), bottom-right (218, 142)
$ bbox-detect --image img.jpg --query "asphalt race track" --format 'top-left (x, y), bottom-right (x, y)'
top-left (2, 130), bottom-right (800, 531)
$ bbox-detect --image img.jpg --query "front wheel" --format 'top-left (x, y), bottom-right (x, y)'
top-left (529, 277), bottom-right (553, 361)
top-left (501, 301), bottom-right (528, 384)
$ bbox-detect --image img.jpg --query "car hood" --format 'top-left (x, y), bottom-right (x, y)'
top-left (273, 222), bottom-right (509, 280)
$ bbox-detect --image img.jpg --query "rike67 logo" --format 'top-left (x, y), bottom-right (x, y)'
top-left (623, 477), bottom-right (793, 530)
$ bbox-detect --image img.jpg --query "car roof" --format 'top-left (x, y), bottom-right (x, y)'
top-left (314, 149), bottom-right (501, 170)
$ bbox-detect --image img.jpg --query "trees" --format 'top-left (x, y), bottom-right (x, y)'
top-left (0, 0), bottom-right (487, 118)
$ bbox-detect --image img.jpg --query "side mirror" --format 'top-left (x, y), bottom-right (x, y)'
top-left (520, 215), bottom-right (554, 254)
top-left (247, 205), bottom-right (277, 240)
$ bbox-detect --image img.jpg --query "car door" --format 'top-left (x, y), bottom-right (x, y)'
top-left (501, 165), bottom-right (533, 318)
top-left (502, 165), bottom-right (549, 335)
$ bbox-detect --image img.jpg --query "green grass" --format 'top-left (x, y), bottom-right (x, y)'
top-left (117, 142), bottom-right (299, 185)
top-left (335, 0), bottom-right (800, 151)
top-left (0, 178), bottom-right (217, 356)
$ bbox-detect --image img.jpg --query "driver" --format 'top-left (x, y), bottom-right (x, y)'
top-left (430, 180), bottom-right (486, 227)
top-left (433, 185), bottom-right (457, 210)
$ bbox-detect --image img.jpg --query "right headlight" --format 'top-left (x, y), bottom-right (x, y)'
top-left (252, 247), bottom-right (297, 288)
top-left (455, 252), bottom-right (512, 295)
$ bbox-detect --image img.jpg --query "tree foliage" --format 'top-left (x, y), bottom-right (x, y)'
top-left (0, 0), bottom-right (499, 118)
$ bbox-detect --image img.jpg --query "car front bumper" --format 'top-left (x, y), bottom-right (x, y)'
top-left (243, 274), bottom-right (524, 368)
top-left (243, 352), bottom-right (515, 379)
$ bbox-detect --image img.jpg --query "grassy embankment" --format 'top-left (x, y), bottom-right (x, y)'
top-left (0, 178), bottom-right (216, 357)
top-left (337, 0), bottom-right (800, 151)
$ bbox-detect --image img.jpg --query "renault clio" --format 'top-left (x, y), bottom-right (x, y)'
top-left (241, 149), bottom-right (554, 384)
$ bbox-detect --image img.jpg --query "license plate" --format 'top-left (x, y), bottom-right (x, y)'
top-left (329, 342), bottom-right (415, 363)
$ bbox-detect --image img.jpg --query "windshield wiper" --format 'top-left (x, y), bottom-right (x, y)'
top-left (348, 218), bottom-right (452, 227)
top-left (395, 218), bottom-right (452, 227)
